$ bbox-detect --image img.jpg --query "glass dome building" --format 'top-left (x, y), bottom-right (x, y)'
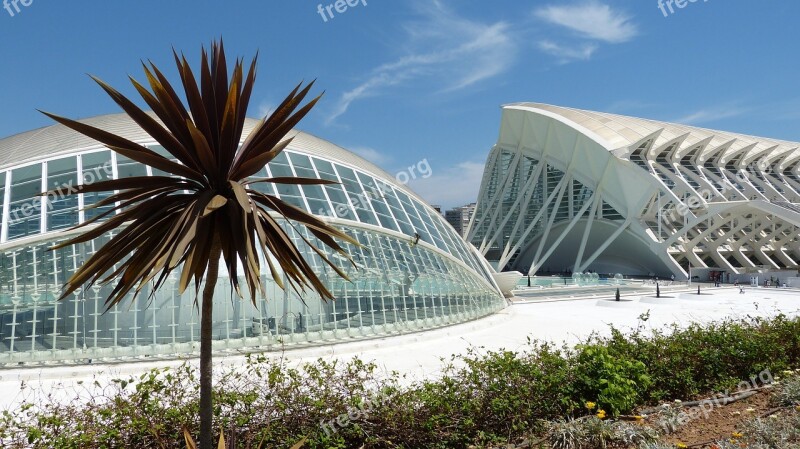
top-left (0, 113), bottom-right (504, 365)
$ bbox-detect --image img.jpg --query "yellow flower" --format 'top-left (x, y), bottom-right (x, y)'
top-left (596, 409), bottom-right (606, 419)
top-left (585, 401), bottom-right (596, 410)
top-left (676, 443), bottom-right (687, 449)
top-left (795, 404), bottom-right (800, 412)
top-left (732, 432), bottom-right (744, 439)
top-left (634, 415), bottom-right (644, 421)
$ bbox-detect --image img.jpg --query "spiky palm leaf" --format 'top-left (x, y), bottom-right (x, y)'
top-left (40, 40), bottom-right (356, 309)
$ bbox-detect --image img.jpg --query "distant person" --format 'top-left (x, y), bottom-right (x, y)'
top-left (739, 286), bottom-right (745, 294)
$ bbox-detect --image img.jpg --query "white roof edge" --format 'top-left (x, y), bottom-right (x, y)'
top-left (505, 102), bottom-right (800, 152)
top-left (502, 103), bottom-right (616, 152)
top-left (0, 112), bottom-right (432, 207)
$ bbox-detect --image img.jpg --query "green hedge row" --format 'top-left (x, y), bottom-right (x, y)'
top-left (2, 313), bottom-right (799, 448)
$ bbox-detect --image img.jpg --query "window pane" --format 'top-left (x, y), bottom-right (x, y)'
top-left (335, 165), bottom-right (378, 225)
top-left (81, 151), bottom-right (114, 222)
top-left (0, 173), bottom-right (5, 239)
top-left (149, 145), bottom-right (176, 177)
top-left (324, 184), bottom-right (356, 221)
top-left (356, 173), bottom-right (399, 232)
top-left (312, 158), bottom-right (339, 182)
top-left (248, 165), bottom-right (275, 196)
top-left (393, 190), bottom-right (433, 244)
top-left (116, 155), bottom-right (148, 178)
top-left (288, 153), bottom-right (317, 178)
top-left (8, 164), bottom-right (42, 239)
top-left (381, 187), bottom-right (416, 236)
top-left (46, 157), bottom-right (79, 231)
top-left (267, 152), bottom-right (306, 210)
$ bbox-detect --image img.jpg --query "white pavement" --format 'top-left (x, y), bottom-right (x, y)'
top-left (1, 287), bottom-right (798, 411)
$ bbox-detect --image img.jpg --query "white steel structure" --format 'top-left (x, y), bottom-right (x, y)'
top-left (0, 114), bottom-right (504, 365)
top-left (468, 103), bottom-right (800, 278)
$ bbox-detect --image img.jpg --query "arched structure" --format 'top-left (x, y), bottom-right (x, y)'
top-left (0, 113), bottom-right (504, 365)
top-left (468, 103), bottom-right (800, 278)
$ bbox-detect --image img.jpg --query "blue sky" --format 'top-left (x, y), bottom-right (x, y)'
top-left (1, 0), bottom-right (799, 208)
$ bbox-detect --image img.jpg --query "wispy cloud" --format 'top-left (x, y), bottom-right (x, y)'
top-left (326, 1), bottom-right (516, 125)
top-left (533, 1), bottom-right (637, 63)
top-left (257, 101), bottom-right (275, 119)
top-left (349, 146), bottom-right (392, 165)
top-left (407, 160), bottom-right (485, 208)
top-left (672, 105), bottom-right (748, 125)
top-left (535, 1), bottom-right (638, 44)
top-left (538, 41), bottom-right (598, 63)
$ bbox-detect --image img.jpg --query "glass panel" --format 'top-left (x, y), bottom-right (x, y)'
top-left (335, 165), bottom-right (378, 225)
top-left (356, 172), bottom-right (399, 232)
top-left (149, 145), bottom-right (176, 177)
top-left (267, 152), bottom-right (307, 210)
top-left (288, 153), bottom-right (316, 178)
top-left (7, 164), bottom-right (42, 239)
top-left (381, 186), bottom-right (416, 236)
top-left (393, 190), bottom-right (433, 244)
top-left (323, 184), bottom-right (356, 221)
top-left (411, 202), bottom-right (447, 250)
top-left (311, 158), bottom-right (338, 182)
top-left (116, 155), bottom-right (148, 178)
top-left (249, 166), bottom-right (276, 196)
top-left (289, 153), bottom-right (332, 216)
top-left (0, 172), bottom-right (5, 239)
top-left (311, 158), bottom-right (357, 221)
top-left (81, 151), bottom-right (114, 222)
top-left (46, 157), bottom-right (79, 231)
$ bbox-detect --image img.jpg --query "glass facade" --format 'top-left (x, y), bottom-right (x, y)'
top-left (0, 144), bottom-right (504, 365)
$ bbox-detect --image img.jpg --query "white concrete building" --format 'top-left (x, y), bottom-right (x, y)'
top-left (468, 103), bottom-right (800, 279)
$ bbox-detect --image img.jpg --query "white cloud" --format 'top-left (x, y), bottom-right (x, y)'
top-left (326, 1), bottom-right (516, 124)
top-left (257, 101), bottom-right (275, 119)
top-left (406, 160), bottom-right (485, 208)
top-left (538, 40), bottom-right (598, 63)
top-left (350, 146), bottom-right (392, 165)
top-left (535, 1), bottom-right (638, 44)
top-left (672, 106), bottom-right (748, 125)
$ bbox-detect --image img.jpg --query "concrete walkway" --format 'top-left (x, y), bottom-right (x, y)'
top-left (1, 286), bottom-right (798, 411)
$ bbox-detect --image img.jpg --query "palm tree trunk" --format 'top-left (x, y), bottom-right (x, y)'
top-left (200, 237), bottom-right (222, 449)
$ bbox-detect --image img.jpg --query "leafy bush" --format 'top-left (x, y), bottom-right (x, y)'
top-left (603, 314), bottom-right (800, 401)
top-left (571, 344), bottom-right (651, 416)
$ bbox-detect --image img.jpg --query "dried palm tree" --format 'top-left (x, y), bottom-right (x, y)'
top-left (40, 40), bottom-right (355, 449)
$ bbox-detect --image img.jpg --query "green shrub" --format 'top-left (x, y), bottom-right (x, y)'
top-left (571, 344), bottom-right (651, 416)
top-left (604, 314), bottom-right (800, 401)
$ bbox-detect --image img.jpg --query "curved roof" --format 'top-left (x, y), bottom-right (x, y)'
top-left (508, 103), bottom-right (800, 168)
top-left (0, 112), bottom-right (402, 190)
